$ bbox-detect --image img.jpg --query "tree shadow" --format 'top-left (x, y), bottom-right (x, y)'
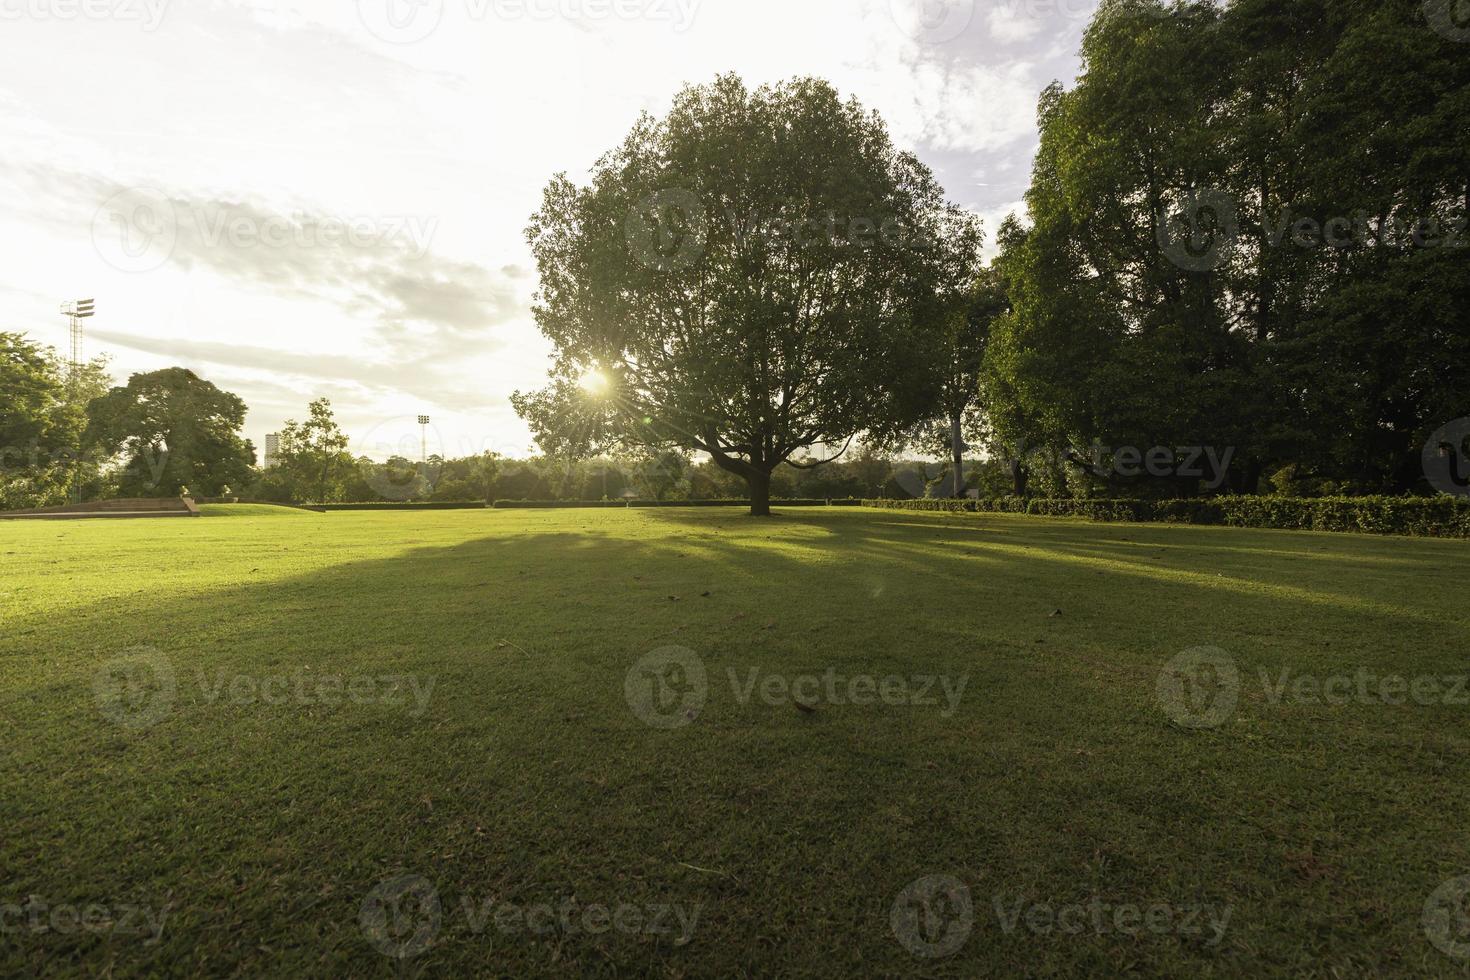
top-left (3, 508), bottom-right (1468, 975)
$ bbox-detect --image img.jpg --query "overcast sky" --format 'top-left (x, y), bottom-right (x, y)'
top-left (0, 0), bottom-right (1103, 462)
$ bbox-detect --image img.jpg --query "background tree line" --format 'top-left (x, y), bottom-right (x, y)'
top-left (515, 6), bottom-right (1467, 514)
top-left (980, 0), bottom-right (1469, 499)
top-left (1, 335), bottom-right (977, 507)
top-left (6, 1), bottom-right (1465, 511)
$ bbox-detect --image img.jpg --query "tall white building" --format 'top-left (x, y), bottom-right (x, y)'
top-left (264, 433), bottom-right (281, 469)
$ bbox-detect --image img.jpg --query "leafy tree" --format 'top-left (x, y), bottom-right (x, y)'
top-left (0, 333), bottom-right (111, 508)
top-left (895, 266), bottom-right (1007, 498)
top-left (275, 399), bottom-right (353, 504)
top-left (1, 333), bottom-right (70, 507)
top-left (516, 74), bottom-right (965, 515)
top-left (984, 0), bottom-right (1469, 497)
top-left (86, 368), bottom-right (255, 498)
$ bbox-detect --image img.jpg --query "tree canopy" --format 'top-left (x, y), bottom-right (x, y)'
top-left (86, 367), bottom-right (256, 498)
top-left (1, 332), bottom-right (110, 509)
top-left (515, 73), bottom-right (978, 514)
top-left (981, 0), bottom-right (1470, 497)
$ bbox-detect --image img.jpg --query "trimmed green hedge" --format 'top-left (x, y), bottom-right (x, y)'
top-left (492, 499), bottom-right (863, 509)
top-left (862, 496), bottom-right (1470, 538)
top-left (315, 502), bottom-right (488, 511)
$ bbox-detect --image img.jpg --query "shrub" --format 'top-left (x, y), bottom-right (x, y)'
top-left (492, 499), bottom-right (862, 509)
top-left (861, 496), bottom-right (1470, 538)
top-left (315, 502), bottom-right (488, 511)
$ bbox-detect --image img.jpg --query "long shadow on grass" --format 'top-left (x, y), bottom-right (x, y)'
top-left (3, 509), bottom-right (1469, 976)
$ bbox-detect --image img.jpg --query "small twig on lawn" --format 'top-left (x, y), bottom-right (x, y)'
top-left (676, 861), bottom-right (739, 884)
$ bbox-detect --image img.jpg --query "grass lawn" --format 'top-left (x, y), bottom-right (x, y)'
top-left (3, 506), bottom-right (1468, 976)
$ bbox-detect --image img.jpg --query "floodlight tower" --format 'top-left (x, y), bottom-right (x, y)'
top-left (60, 298), bottom-right (95, 383)
top-left (59, 299), bottom-right (95, 502)
top-left (417, 415), bottom-right (431, 466)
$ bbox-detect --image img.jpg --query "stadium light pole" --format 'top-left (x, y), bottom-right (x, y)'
top-left (60, 299), bottom-right (96, 502)
top-left (417, 416), bottom-right (430, 466)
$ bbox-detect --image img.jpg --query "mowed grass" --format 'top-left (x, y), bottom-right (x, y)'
top-left (2, 506), bottom-right (1468, 977)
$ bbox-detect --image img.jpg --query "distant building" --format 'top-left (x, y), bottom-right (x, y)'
top-left (264, 433), bottom-right (281, 469)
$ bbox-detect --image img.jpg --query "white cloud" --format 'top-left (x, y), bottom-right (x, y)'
top-left (0, 0), bottom-right (1096, 455)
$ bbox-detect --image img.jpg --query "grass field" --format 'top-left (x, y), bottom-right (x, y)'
top-left (3, 506), bottom-right (1469, 976)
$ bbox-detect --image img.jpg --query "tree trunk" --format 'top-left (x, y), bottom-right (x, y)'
top-left (747, 468), bottom-right (772, 517)
top-left (1010, 458), bottom-right (1028, 497)
top-left (950, 413), bottom-right (966, 499)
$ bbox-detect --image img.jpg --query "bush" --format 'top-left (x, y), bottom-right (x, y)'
top-left (861, 496), bottom-right (1470, 538)
top-left (315, 502), bottom-right (488, 511)
top-left (492, 499), bottom-right (863, 509)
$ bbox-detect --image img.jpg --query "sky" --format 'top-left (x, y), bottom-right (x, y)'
top-left (0, 0), bottom-right (1105, 463)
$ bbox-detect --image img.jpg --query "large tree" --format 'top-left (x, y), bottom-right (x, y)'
top-left (272, 398), bottom-right (353, 504)
top-left (891, 265), bottom-right (1008, 498)
top-left (1, 332), bottom-right (110, 509)
top-left (982, 0), bottom-right (1469, 497)
top-left (515, 74), bottom-right (967, 515)
top-left (87, 367), bottom-right (256, 498)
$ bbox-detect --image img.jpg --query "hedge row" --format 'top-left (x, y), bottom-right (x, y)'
top-left (862, 495), bottom-right (1470, 538)
top-left (491, 498), bottom-right (864, 509)
top-left (314, 501), bottom-right (489, 511)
